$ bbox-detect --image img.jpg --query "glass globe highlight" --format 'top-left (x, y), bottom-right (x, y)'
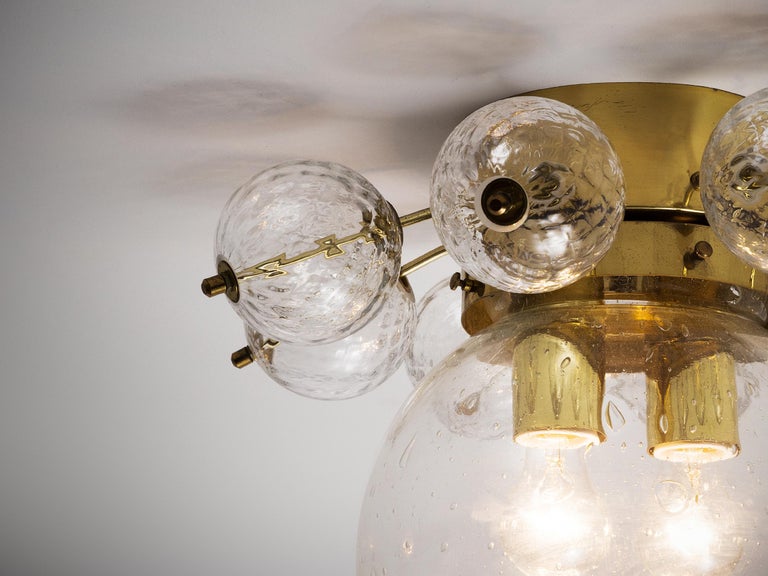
top-left (701, 88), bottom-right (768, 271)
top-left (215, 160), bottom-right (402, 344)
top-left (430, 96), bottom-right (625, 293)
top-left (357, 303), bottom-right (768, 576)
top-left (245, 279), bottom-right (416, 400)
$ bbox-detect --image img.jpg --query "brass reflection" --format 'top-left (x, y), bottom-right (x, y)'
top-left (646, 342), bottom-right (740, 463)
top-left (513, 331), bottom-right (606, 449)
top-left (237, 222), bottom-right (386, 282)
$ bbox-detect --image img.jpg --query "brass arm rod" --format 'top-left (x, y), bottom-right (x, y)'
top-left (399, 246), bottom-right (447, 277)
top-left (399, 207), bottom-right (432, 228)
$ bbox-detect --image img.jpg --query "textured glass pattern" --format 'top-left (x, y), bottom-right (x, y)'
top-left (216, 160), bottom-right (402, 344)
top-left (430, 96), bottom-right (625, 293)
top-left (405, 277), bottom-right (468, 386)
top-left (358, 305), bottom-right (768, 576)
top-left (701, 88), bottom-right (768, 271)
top-left (246, 280), bottom-right (415, 400)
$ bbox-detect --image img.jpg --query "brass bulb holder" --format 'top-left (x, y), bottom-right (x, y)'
top-left (456, 83), bottom-right (768, 461)
top-left (646, 342), bottom-right (740, 463)
top-left (512, 331), bottom-right (606, 449)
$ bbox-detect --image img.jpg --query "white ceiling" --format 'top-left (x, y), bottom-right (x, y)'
top-left (1, 1), bottom-right (767, 575)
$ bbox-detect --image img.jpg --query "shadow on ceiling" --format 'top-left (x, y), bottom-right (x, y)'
top-left (621, 12), bottom-right (768, 81)
top-left (117, 78), bottom-right (321, 133)
top-left (336, 9), bottom-right (535, 78)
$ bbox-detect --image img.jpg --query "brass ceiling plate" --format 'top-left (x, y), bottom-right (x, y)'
top-left (524, 83), bottom-right (742, 210)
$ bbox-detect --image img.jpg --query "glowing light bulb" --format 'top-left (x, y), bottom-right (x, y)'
top-left (500, 448), bottom-right (610, 576)
top-left (641, 463), bottom-right (747, 576)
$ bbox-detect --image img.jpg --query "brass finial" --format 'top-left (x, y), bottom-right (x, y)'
top-left (201, 260), bottom-right (240, 302)
top-left (231, 347), bottom-right (255, 369)
top-left (201, 274), bottom-right (227, 297)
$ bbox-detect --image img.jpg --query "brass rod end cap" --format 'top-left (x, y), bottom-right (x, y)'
top-left (201, 274), bottom-right (227, 297)
top-left (231, 347), bottom-right (254, 369)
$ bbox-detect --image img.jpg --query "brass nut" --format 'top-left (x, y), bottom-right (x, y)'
top-left (449, 272), bottom-right (485, 296)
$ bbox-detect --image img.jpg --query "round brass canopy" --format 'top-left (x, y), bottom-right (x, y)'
top-left (462, 83), bottom-right (768, 339)
top-left (525, 83), bottom-right (742, 211)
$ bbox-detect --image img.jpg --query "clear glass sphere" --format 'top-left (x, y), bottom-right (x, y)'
top-left (246, 279), bottom-right (415, 400)
top-left (216, 160), bottom-right (402, 344)
top-left (358, 303), bottom-right (768, 576)
top-left (405, 277), bottom-right (468, 386)
top-left (430, 96), bottom-right (625, 293)
top-left (701, 88), bottom-right (768, 271)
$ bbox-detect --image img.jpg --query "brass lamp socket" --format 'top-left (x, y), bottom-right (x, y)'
top-left (646, 343), bottom-right (740, 463)
top-left (512, 332), bottom-right (606, 450)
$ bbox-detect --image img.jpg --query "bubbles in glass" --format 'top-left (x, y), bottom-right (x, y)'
top-left (358, 304), bottom-right (768, 575)
top-left (701, 88), bottom-right (768, 271)
top-left (405, 277), bottom-right (468, 386)
top-left (216, 160), bottom-right (402, 344)
top-left (430, 96), bottom-right (625, 293)
top-left (247, 279), bottom-right (415, 400)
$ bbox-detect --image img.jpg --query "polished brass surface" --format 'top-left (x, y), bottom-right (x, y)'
top-left (647, 348), bottom-right (740, 463)
top-left (449, 272), bottom-right (485, 296)
top-left (232, 338), bottom-right (279, 369)
top-left (398, 207), bottom-right (432, 228)
top-left (201, 260), bottom-right (240, 302)
top-left (683, 240), bottom-right (713, 269)
top-left (461, 84), bottom-right (768, 337)
top-left (201, 274), bottom-right (227, 297)
top-left (478, 177), bottom-right (529, 231)
top-left (525, 83), bottom-right (742, 211)
top-left (399, 246), bottom-right (447, 278)
top-left (597, 221), bottom-right (766, 288)
top-left (623, 207), bottom-right (707, 224)
top-left (462, 219), bottom-right (768, 336)
top-left (513, 332), bottom-right (606, 449)
top-left (231, 346), bottom-right (254, 369)
top-left (236, 222), bottom-right (385, 282)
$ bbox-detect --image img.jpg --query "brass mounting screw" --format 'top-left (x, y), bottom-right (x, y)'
top-left (684, 240), bottom-right (714, 269)
top-left (449, 272), bottom-right (485, 296)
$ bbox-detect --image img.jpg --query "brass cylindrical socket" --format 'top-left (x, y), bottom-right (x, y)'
top-left (512, 332), bottom-right (606, 449)
top-left (201, 274), bottom-right (227, 297)
top-left (231, 346), bottom-right (255, 369)
top-left (647, 342), bottom-right (740, 463)
top-left (201, 260), bottom-right (240, 302)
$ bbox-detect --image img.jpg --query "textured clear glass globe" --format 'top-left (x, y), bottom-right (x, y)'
top-left (701, 88), bottom-right (768, 271)
top-left (216, 160), bottom-right (402, 344)
top-left (357, 304), bottom-right (768, 576)
top-left (430, 96), bottom-right (625, 293)
top-left (405, 277), bottom-right (468, 386)
top-left (246, 279), bottom-right (415, 400)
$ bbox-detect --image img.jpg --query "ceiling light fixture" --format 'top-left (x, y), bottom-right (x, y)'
top-left (201, 83), bottom-right (768, 576)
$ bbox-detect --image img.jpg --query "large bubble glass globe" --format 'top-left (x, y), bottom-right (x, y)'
top-left (430, 96), bottom-right (625, 293)
top-left (701, 88), bottom-right (768, 271)
top-left (357, 304), bottom-right (768, 576)
top-left (216, 160), bottom-right (402, 345)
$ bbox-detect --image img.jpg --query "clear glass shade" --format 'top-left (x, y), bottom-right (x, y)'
top-left (246, 279), bottom-right (416, 400)
top-left (405, 277), bottom-right (468, 386)
top-left (430, 96), bottom-right (625, 294)
top-left (701, 88), bottom-right (768, 271)
top-left (215, 160), bottom-right (402, 344)
top-left (358, 301), bottom-right (768, 576)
